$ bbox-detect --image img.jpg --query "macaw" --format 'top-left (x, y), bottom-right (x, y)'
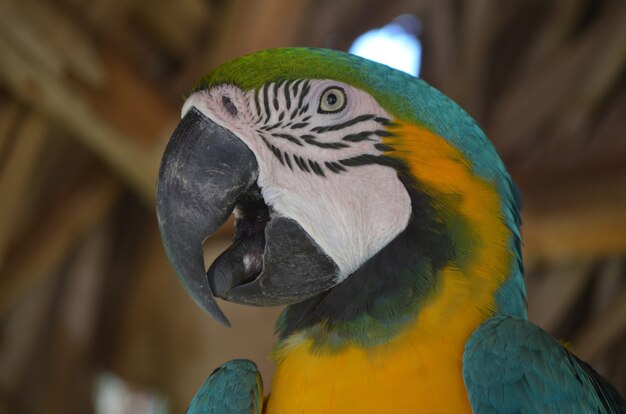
top-left (156, 48), bottom-right (626, 413)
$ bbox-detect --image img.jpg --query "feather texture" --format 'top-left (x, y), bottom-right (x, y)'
top-left (186, 359), bottom-right (263, 414)
top-left (463, 316), bottom-right (626, 414)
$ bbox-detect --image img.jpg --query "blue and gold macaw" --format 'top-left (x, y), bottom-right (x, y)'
top-left (156, 48), bottom-right (626, 413)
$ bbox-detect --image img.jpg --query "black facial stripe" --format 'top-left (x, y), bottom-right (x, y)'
top-left (284, 80), bottom-right (293, 109)
top-left (294, 155), bottom-right (309, 172)
top-left (273, 80), bottom-right (285, 111)
top-left (275, 148), bottom-right (285, 165)
top-left (254, 80), bottom-right (315, 129)
top-left (308, 160), bottom-right (325, 177)
top-left (311, 114), bottom-right (376, 133)
top-left (290, 122), bottom-right (309, 129)
top-left (273, 80), bottom-right (284, 110)
top-left (292, 79), bottom-right (303, 98)
top-left (331, 161), bottom-right (346, 172)
top-left (261, 135), bottom-right (284, 165)
top-left (374, 116), bottom-right (393, 126)
top-left (263, 141), bottom-right (397, 176)
top-left (273, 148), bottom-right (285, 165)
top-left (298, 103), bottom-right (309, 116)
top-left (271, 132), bottom-right (303, 146)
top-left (375, 130), bottom-right (394, 137)
top-left (284, 152), bottom-right (293, 170)
top-left (339, 154), bottom-right (404, 169)
top-left (262, 121), bottom-right (283, 131)
top-left (296, 81), bottom-right (310, 113)
top-left (324, 161), bottom-right (341, 174)
top-left (254, 89), bottom-right (261, 119)
top-left (301, 136), bottom-right (350, 149)
top-left (262, 84), bottom-right (271, 123)
top-left (262, 140), bottom-right (397, 177)
top-left (342, 131), bottom-right (374, 142)
top-left (290, 107), bottom-right (299, 120)
top-left (375, 143), bottom-right (394, 152)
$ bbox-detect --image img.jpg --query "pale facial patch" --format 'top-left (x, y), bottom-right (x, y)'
top-left (182, 80), bottom-right (411, 280)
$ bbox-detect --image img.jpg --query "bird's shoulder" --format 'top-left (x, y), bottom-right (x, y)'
top-left (462, 315), bottom-right (626, 414)
top-left (186, 359), bottom-right (264, 414)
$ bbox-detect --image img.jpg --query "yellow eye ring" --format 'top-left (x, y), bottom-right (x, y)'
top-left (318, 87), bottom-right (347, 114)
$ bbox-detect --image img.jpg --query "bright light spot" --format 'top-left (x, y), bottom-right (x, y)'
top-left (349, 22), bottom-right (421, 77)
top-left (94, 372), bottom-right (169, 414)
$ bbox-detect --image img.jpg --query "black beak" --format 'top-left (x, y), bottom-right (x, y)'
top-left (157, 107), bottom-right (340, 326)
top-left (157, 108), bottom-right (258, 325)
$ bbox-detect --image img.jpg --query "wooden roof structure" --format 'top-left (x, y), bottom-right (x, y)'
top-left (0, 0), bottom-right (625, 412)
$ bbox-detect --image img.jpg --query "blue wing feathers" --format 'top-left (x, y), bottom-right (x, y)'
top-left (186, 359), bottom-right (264, 414)
top-left (572, 355), bottom-right (626, 413)
top-left (463, 316), bottom-right (626, 414)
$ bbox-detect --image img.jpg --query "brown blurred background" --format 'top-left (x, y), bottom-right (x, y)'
top-left (0, 0), bottom-right (625, 413)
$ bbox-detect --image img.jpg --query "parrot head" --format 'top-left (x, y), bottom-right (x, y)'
top-left (157, 48), bottom-right (521, 327)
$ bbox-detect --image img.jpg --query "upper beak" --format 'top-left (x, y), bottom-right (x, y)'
top-left (156, 107), bottom-right (258, 326)
top-left (157, 106), bottom-right (341, 326)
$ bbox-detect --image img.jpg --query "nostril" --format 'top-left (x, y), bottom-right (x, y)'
top-left (222, 95), bottom-right (238, 117)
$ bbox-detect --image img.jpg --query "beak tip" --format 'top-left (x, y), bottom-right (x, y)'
top-left (203, 298), bottom-right (232, 327)
top-left (215, 314), bottom-right (232, 328)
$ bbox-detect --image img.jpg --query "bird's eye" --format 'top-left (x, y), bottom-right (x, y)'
top-left (318, 87), bottom-right (346, 114)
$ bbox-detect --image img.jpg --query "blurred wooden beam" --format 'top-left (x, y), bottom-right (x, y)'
top-left (549, 6), bottom-right (626, 148)
top-left (0, 174), bottom-right (119, 315)
top-left (17, 0), bottom-right (106, 87)
top-left (36, 227), bottom-right (109, 414)
top-left (419, 0), bottom-right (455, 91)
top-left (0, 97), bottom-right (21, 166)
top-left (0, 0), bottom-right (183, 204)
top-left (452, 0), bottom-right (496, 117)
top-left (522, 170), bottom-right (626, 260)
top-left (573, 286), bottom-right (626, 363)
top-left (526, 260), bottom-right (594, 332)
top-left (134, 0), bottom-right (213, 58)
top-left (524, 0), bottom-right (587, 73)
top-left (0, 112), bottom-right (47, 268)
top-left (506, 87), bottom-right (626, 183)
top-left (611, 338), bottom-right (626, 394)
top-left (0, 247), bottom-right (59, 414)
top-left (297, 0), bottom-right (369, 49)
top-left (175, 0), bottom-right (314, 92)
top-left (0, 34), bottom-right (160, 203)
top-left (572, 259), bottom-right (626, 366)
top-left (216, 0), bottom-right (314, 59)
top-left (591, 258), bottom-right (624, 315)
top-left (489, 2), bottom-right (626, 161)
top-left (82, 45), bottom-right (179, 148)
top-left (0, 0), bottom-right (65, 80)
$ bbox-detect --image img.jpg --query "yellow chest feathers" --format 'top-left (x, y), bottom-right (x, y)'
top-left (266, 269), bottom-right (494, 414)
